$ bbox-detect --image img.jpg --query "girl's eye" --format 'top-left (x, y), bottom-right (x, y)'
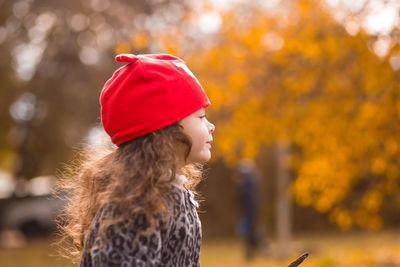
top-left (199, 115), bottom-right (206, 119)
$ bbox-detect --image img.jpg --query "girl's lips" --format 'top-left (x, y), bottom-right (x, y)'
top-left (206, 141), bottom-right (213, 148)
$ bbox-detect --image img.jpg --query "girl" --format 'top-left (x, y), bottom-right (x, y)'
top-left (58, 53), bottom-right (215, 267)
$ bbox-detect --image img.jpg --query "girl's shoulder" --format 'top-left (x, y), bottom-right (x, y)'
top-left (87, 181), bottom-right (195, 238)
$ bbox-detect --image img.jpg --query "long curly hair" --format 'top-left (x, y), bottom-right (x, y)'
top-left (56, 122), bottom-right (203, 262)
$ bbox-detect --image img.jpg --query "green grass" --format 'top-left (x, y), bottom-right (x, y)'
top-left (0, 237), bottom-right (73, 267)
top-left (201, 230), bottom-right (400, 267)
top-left (0, 230), bottom-right (399, 266)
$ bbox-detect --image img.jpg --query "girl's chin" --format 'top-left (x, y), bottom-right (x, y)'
top-left (187, 152), bottom-right (211, 164)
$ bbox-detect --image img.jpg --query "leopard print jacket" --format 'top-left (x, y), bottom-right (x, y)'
top-left (79, 176), bottom-right (201, 267)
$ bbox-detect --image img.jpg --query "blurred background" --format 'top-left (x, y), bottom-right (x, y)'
top-left (0, 0), bottom-right (400, 266)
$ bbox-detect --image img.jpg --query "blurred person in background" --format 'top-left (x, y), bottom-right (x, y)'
top-left (236, 158), bottom-right (269, 261)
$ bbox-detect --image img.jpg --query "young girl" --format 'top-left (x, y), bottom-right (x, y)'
top-left (58, 53), bottom-right (215, 267)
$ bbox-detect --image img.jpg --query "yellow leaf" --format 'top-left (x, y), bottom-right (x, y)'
top-left (114, 41), bottom-right (131, 54)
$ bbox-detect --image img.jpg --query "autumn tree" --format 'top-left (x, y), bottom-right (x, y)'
top-left (171, 0), bottom-right (400, 230)
top-left (0, 0), bottom-right (191, 178)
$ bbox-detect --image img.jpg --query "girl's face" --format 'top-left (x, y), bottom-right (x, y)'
top-left (179, 108), bottom-right (215, 164)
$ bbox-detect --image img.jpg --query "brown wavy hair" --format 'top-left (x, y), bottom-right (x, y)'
top-left (56, 122), bottom-right (203, 262)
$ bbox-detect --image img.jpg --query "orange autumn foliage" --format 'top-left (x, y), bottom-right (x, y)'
top-left (155, 0), bottom-right (400, 230)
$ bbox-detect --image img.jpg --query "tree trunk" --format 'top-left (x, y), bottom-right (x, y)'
top-left (276, 140), bottom-right (292, 258)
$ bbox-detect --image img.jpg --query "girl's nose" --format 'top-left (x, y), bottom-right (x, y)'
top-left (208, 121), bottom-right (215, 133)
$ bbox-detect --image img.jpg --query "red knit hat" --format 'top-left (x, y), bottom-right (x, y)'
top-left (100, 54), bottom-right (211, 146)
